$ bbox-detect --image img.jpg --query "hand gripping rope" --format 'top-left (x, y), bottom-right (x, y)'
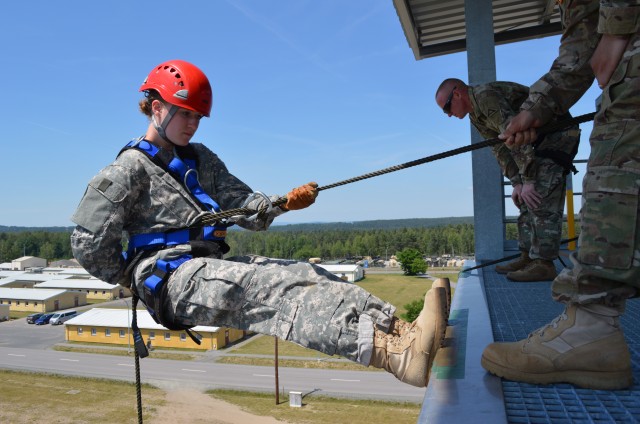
top-left (196, 112), bottom-right (595, 227)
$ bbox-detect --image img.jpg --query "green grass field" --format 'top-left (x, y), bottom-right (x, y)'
top-left (209, 389), bottom-right (422, 424)
top-left (0, 370), bottom-right (165, 423)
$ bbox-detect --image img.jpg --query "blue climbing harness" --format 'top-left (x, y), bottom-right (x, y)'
top-left (121, 139), bottom-right (232, 342)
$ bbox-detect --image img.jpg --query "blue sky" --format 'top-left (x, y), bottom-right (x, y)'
top-left (1, 0), bottom-right (600, 227)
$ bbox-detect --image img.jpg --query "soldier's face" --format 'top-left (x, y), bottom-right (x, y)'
top-left (166, 107), bottom-right (203, 146)
top-left (438, 87), bottom-right (466, 119)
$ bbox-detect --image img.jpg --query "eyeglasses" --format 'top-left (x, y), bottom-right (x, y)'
top-left (442, 86), bottom-right (457, 114)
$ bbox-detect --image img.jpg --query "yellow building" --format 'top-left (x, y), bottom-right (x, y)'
top-left (0, 288), bottom-right (86, 313)
top-left (65, 308), bottom-right (245, 351)
top-left (35, 279), bottom-right (130, 300)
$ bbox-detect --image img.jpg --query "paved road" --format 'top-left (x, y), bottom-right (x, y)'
top-left (0, 317), bottom-right (426, 402)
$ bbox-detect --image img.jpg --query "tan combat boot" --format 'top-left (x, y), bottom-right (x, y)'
top-left (495, 252), bottom-right (532, 274)
top-left (369, 287), bottom-right (447, 387)
top-left (506, 259), bottom-right (557, 282)
top-left (481, 303), bottom-right (632, 390)
top-left (432, 277), bottom-right (451, 315)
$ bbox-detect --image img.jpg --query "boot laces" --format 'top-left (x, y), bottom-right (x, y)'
top-left (528, 309), bottom-right (568, 340)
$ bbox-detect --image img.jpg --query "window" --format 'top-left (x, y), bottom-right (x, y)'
top-left (105, 328), bottom-right (111, 337)
top-left (102, 291), bottom-right (106, 295)
top-left (34, 302), bottom-right (38, 306)
top-left (78, 327), bottom-right (83, 335)
top-left (16, 301), bottom-right (20, 305)
top-left (149, 331), bottom-right (155, 340)
top-left (25, 301), bottom-right (29, 306)
top-left (180, 333), bottom-right (187, 342)
top-left (164, 332), bottom-right (171, 341)
top-left (91, 328), bottom-right (97, 336)
top-left (119, 329), bottom-right (125, 338)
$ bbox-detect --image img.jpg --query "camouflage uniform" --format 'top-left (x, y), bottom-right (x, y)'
top-left (468, 82), bottom-right (580, 261)
top-left (521, 0), bottom-right (640, 308)
top-left (70, 142), bottom-right (395, 363)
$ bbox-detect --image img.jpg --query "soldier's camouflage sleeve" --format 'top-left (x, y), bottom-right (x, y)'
top-left (469, 84), bottom-right (533, 185)
top-left (520, 0), bottom-right (640, 123)
top-left (70, 162), bottom-right (140, 286)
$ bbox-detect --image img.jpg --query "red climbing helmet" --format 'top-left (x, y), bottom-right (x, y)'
top-left (140, 60), bottom-right (212, 117)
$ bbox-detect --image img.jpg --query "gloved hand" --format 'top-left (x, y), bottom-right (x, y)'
top-left (284, 182), bottom-right (319, 210)
top-left (520, 182), bottom-right (542, 210)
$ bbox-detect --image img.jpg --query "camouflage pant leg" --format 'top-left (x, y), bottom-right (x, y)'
top-left (551, 35), bottom-right (640, 308)
top-left (518, 159), bottom-right (566, 260)
top-left (163, 255), bottom-right (395, 363)
top-left (529, 159), bottom-right (566, 260)
top-left (517, 204), bottom-right (532, 253)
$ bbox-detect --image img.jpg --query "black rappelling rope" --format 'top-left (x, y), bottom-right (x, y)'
top-left (460, 236), bottom-right (579, 273)
top-left (196, 112), bottom-right (595, 226)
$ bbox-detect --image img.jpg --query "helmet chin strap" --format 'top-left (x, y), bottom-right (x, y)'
top-left (152, 104), bottom-right (179, 146)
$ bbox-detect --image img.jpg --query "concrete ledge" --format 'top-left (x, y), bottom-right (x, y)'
top-left (418, 260), bottom-right (506, 424)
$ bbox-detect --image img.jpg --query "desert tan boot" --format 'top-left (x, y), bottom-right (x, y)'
top-left (495, 252), bottom-right (532, 274)
top-left (506, 259), bottom-right (558, 282)
top-left (481, 303), bottom-right (633, 390)
top-left (369, 287), bottom-right (447, 387)
top-left (432, 277), bottom-right (451, 315)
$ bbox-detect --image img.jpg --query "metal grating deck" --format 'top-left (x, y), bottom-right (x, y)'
top-left (483, 264), bottom-right (640, 424)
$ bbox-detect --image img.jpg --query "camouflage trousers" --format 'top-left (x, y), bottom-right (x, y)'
top-left (160, 255), bottom-right (395, 363)
top-left (517, 158), bottom-right (566, 261)
top-left (552, 33), bottom-right (640, 310)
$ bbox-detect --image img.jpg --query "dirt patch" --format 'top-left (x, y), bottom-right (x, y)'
top-left (148, 389), bottom-right (287, 424)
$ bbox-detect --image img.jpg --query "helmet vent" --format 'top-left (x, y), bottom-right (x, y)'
top-left (174, 89), bottom-right (189, 100)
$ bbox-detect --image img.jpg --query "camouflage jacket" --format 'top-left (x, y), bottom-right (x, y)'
top-left (522, 0), bottom-right (640, 123)
top-left (70, 141), bottom-right (286, 287)
top-left (469, 82), bottom-right (580, 184)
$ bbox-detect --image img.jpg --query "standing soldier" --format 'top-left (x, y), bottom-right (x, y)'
top-left (435, 78), bottom-right (580, 282)
top-left (483, 0), bottom-right (638, 389)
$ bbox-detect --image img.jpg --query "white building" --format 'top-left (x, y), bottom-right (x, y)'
top-left (316, 264), bottom-right (364, 282)
top-left (11, 256), bottom-right (47, 271)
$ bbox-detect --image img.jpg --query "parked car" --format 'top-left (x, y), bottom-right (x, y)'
top-left (35, 313), bottom-right (55, 325)
top-left (26, 313), bottom-right (44, 324)
top-left (50, 310), bottom-right (78, 325)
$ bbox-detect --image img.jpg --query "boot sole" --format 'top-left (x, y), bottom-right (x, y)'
top-left (481, 354), bottom-right (632, 390)
top-left (422, 287), bottom-right (448, 385)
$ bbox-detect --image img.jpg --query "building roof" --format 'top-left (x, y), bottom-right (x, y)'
top-left (49, 259), bottom-right (81, 268)
top-left (66, 308), bottom-right (221, 332)
top-left (12, 256), bottom-right (46, 262)
top-left (317, 264), bottom-right (362, 273)
top-left (57, 268), bottom-right (90, 276)
top-left (34, 279), bottom-right (117, 290)
top-left (0, 270), bottom-right (24, 278)
top-left (0, 274), bottom-right (71, 286)
top-left (0, 287), bottom-right (69, 300)
top-left (393, 0), bottom-right (562, 59)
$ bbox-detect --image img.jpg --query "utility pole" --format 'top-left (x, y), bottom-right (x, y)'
top-left (124, 299), bottom-right (131, 354)
top-left (274, 336), bottom-right (280, 404)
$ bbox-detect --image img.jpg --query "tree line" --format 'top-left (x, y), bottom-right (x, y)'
top-left (0, 220), bottom-right (578, 263)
